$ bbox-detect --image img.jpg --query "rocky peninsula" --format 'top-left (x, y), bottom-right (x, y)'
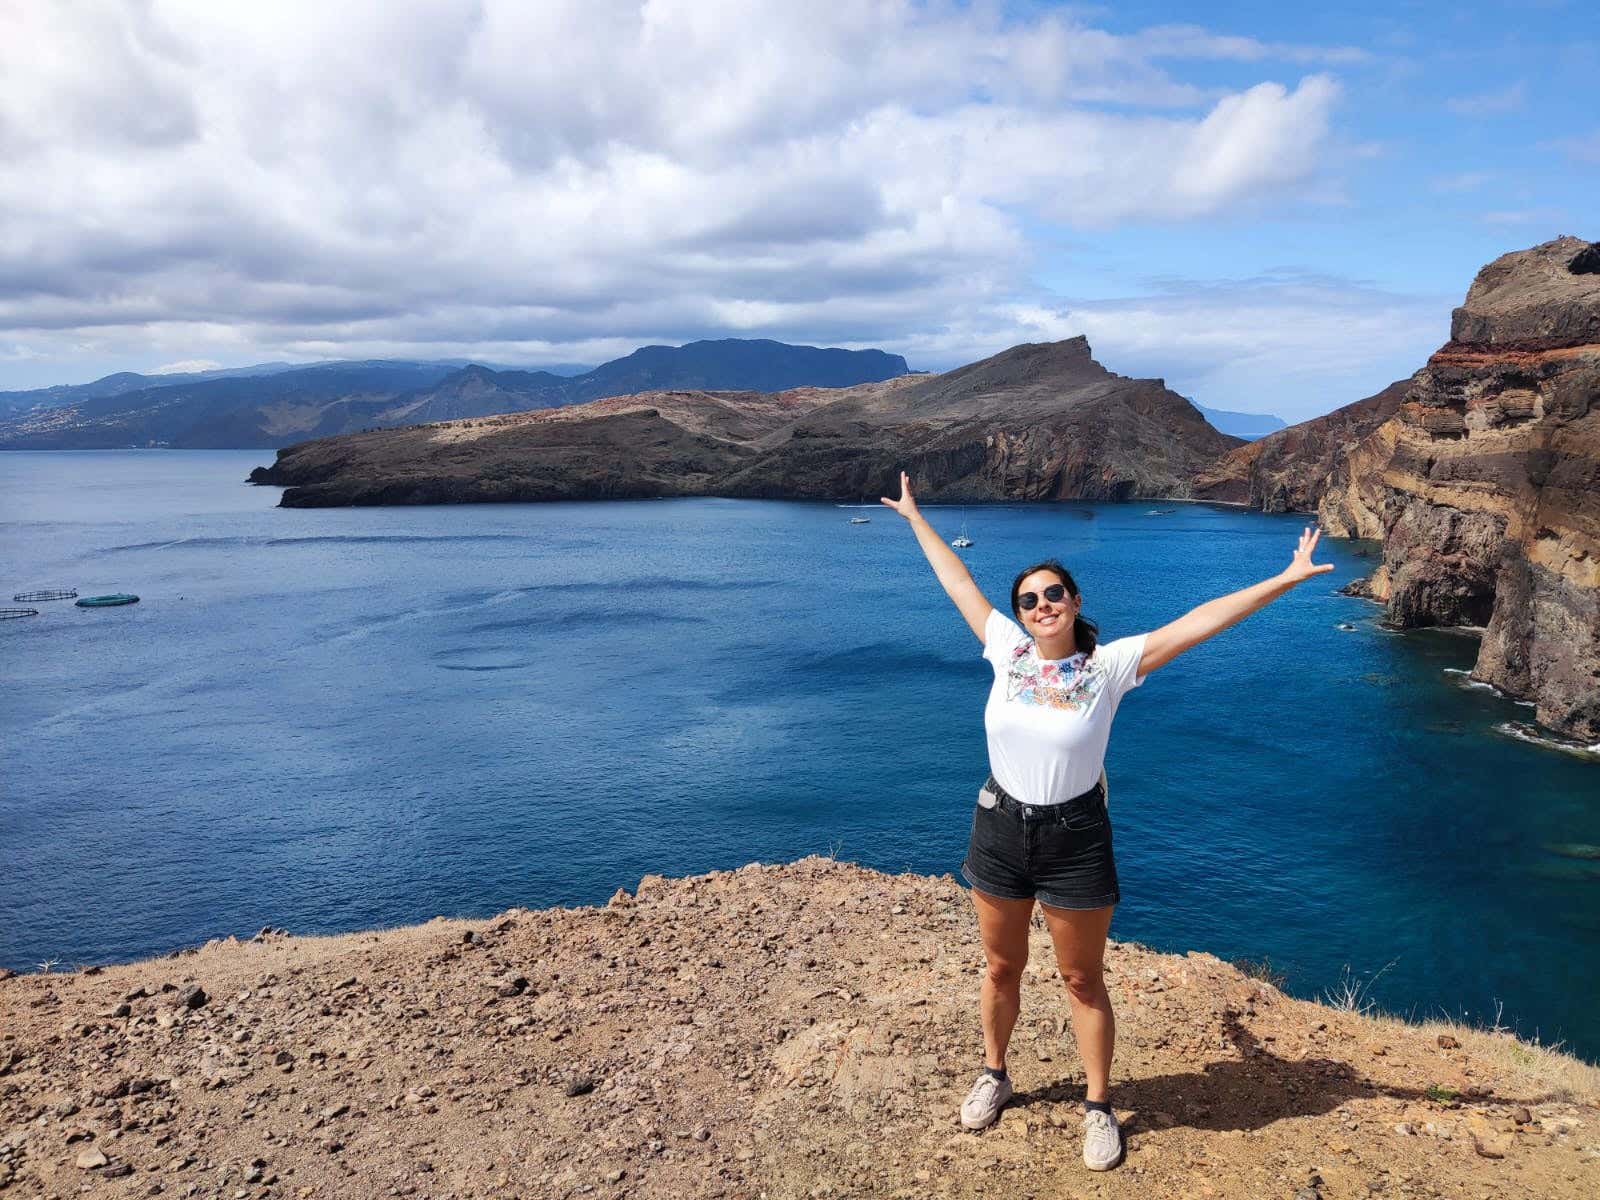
top-left (2, 859), bottom-right (1597, 1199)
top-left (1199, 236), bottom-right (1600, 742)
top-left (246, 338), bottom-right (1239, 507)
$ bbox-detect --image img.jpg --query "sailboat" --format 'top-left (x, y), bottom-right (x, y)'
top-left (951, 511), bottom-right (973, 548)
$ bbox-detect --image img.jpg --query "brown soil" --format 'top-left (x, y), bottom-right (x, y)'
top-left (2, 859), bottom-right (1596, 1199)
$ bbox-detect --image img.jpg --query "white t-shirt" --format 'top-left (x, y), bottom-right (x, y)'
top-left (982, 608), bottom-right (1148, 805)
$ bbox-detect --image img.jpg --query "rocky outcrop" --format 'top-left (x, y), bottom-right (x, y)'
top-left (1318, 237), bottom-right (1600, 740)
top-left (249, 338), bottom-right (1241, 507)
top-left (1, 859), bottom-right (1595, 1199)
top-left (1192, 380), bottom-right (1411, 513)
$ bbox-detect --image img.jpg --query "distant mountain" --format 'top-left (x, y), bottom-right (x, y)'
top-left (247, 337), bottom-right (1240, 508)
top-left (0, 362), bottom-right (303, 420)
top-left (0, 341), bottom-right (910, 449)
top-left (1191, 403), bottom-right (1287, 440)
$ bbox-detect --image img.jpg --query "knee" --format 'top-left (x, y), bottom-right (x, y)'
top-left (1060, 965), bottom-right (1104, 1003)
top-left (984, 955), bottom-right (1026, 992)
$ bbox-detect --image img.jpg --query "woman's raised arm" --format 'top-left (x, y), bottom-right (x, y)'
top-left (1138, 524), bottom-right (1334, 676)
top-left (881, 470), bottom-right (994, 642)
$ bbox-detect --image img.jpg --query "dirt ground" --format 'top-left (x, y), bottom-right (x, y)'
top-left (2, 857), bottom-right (1596, 1199)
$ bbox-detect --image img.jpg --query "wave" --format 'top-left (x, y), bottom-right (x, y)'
top-left (1443, 669), bottom-right (1536, 706)
top-left (1493, 722), bottom-right (1600, 761)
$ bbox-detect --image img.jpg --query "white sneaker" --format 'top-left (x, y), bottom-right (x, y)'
top-left (1082, 1108), bottom-right (1123, 1170)
top-left (959, 1071), bottom-right (1012, 1130)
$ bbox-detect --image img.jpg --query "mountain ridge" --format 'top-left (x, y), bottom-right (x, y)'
top-left (0, 340), bottom-right (911, 449)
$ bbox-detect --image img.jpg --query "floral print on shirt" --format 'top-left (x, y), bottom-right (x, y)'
top-left (1005, 640), bottom-right (1109, 710)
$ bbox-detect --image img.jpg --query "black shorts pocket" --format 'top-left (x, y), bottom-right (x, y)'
top-left (1059, 797), bottom-right (1109, 833)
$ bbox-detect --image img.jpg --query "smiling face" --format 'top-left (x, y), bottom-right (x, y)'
top-left (1014, 567), bottom-right (1081, 644)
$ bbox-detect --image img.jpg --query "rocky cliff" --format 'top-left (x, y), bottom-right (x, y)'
top-left (1192, 380), bottom-right (1411, 512)
top-left (1317, 237), bottom-right (1600, 741)
top-left (1, 859), bottom-right (1595, 1199)
top-left (248, 338), bottom-right (1241, 507)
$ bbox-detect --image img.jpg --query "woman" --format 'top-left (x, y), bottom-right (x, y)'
top-left (880, 471), bottom-right (1332, 1171)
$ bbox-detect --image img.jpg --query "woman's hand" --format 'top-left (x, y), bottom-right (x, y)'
top-left (879, 470), bottom-right (921, 521)
top-left (1281, 525), bottom-right (1335, 585)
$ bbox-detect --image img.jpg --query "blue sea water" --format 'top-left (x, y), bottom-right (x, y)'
top-left (3, 451), bottom-right (1598, 1059)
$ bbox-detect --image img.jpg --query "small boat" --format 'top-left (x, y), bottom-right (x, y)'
top-left (13, 589), bottom-right (77, 602)
top-left (848, 516), bottom-right (870, 524)
top-left (1145, 508), bottom-right (1177, 515)
top-left (75, 594), bottom-right (140, 608)
top-left (951, 523), bottom-right (973, 549)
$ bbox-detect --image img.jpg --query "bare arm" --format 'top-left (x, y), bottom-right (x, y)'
top-left (880, 471), bottom-right (993, 642)
top-left (1139, 524), bottom-right (1334, 676)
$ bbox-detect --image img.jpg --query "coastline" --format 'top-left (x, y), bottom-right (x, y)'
top-left (3, 858), bottom-right (1596, 1198)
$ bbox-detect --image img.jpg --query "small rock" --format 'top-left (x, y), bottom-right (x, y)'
top-left (603, 1168), bottom-right (625, 1183)
top-left (692, 1127), bottom-right (710, 1141)
top-left (273, 1050), bottom-right (295, 1072)
top-left (1472, 1132), bottom-right (1511, 1159)
top-left (1436, 1033), bottom-right (1460, 1049)
top-left (1392, 1123), bottom-right (1414, 1136)
top-left (320, 1103), bottom-right (349, 1119)
top-left (462, 930), bottom-right (477, 944)
top-left (1294, 1189), bottom-right (1319, 1200)
top-left (100, 1162), bottom-right (134, 1178)
top-left (109, 1002), bottom-right (132, 1019)
top-left (564, 1075), bottom-right (595, 1097)
top-left (1511, 1106), bottom-right (1531, 1125)
top-left (178, 985), bottom-right (207, 1010)
top-left (76, 1147), bottom-right (110, 1170)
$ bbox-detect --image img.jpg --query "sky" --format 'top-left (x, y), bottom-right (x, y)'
top-left (0, 1), bottom-right (1594, 420)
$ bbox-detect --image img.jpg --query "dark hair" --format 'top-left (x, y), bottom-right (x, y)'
top-left (1010, 558), bottom-right (1098, 654)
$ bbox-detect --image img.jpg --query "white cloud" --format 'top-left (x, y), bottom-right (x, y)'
top-left (0, 0), bottom-right (1360, 389)
top-left (149, 358), bottom-right (221, 374)
top-left (1445, 82), bottom-right (1526, 116)
top-left (1545, 129), bottom-right (1600, 165)
top-left (1430, 170), bottom-right (1495, 193)
top-left (1480, 207), bottom-right (1571, 226)
top-left (986, 277), bottom-right (1448, 422)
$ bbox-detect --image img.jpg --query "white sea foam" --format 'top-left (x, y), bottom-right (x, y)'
top-left (1442, 668), bottom-right (1534, 705)
top-left (1494, 722), bottom-right (1600, 760)
top-left (1443, 667), bottom-right (1501, 694)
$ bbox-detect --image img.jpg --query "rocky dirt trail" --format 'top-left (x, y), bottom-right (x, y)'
top-left (2, 859), bottom-right (1596, 1199)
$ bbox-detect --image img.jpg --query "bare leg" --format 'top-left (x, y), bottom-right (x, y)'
top-left (1040, 903), bottom-right (1115, 1102)
top-left (970, 888), bottom-right (1035, 1070)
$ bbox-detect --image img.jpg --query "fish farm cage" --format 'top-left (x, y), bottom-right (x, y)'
top-left (12, 589), bottom-right (77, 602)
top-left (1, 608), bottom-right (40, 620)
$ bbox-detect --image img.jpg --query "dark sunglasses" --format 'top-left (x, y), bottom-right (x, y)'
top-left (1017, 584), bottom-right (1069, 611)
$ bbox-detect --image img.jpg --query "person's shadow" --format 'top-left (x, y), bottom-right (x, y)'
top-left (1006, 1008), bottom-right (1547, 1133)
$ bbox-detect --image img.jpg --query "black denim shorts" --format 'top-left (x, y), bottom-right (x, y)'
top-left (960, 775), bottom-right (1120, 910)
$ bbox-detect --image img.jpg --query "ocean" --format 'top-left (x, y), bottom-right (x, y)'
top-left (3, 451), bottom-right (1597, 1059)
